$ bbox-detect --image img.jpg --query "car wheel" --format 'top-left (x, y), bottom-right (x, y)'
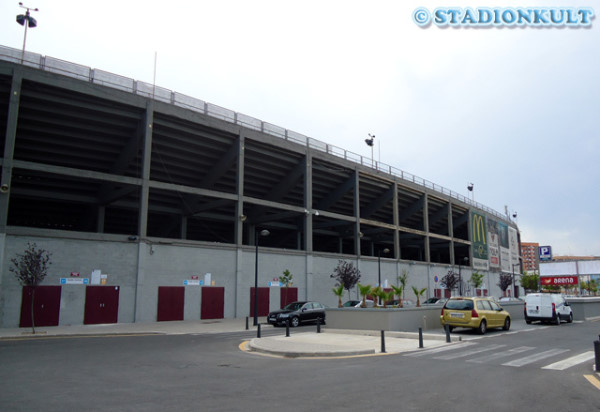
top-left (290, 316), bottom-right (300, 327)
top-left (477, 319), bottom-right (487, 335)
top-left (554, 314), bottom-right (560, 325)
top-left (567, 313), bottom-right (573, 323)
top-left (503, 317), bottom-right (511, 331)
top-left (525, 318), bottom-right (532, 325)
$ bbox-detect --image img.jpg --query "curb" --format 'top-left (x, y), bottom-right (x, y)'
top-left (322, 328), bottom-right (462, 342)
top-left (247, 340), bottom-right (376, 358)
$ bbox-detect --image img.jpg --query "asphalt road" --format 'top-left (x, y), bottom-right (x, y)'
top-left (1, 321), bottom-right (599, 411)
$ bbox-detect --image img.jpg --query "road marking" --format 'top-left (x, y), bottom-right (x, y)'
top-left (542, 351), bottom-right (596, 370)
top-left (404, 342), bottom-right (476, 357)
top-left (502, 348), bottom-right (570, 367)
top-left (467, 346), bottom-right (535, 364)
top-left (584, 375), bottom-right (600, 391)
top-left (434, 344), bottom-right (506, 360)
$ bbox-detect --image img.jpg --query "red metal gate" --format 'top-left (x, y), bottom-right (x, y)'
top-left (201, 287), bottom-right (224, 319)
top-left (250, 287), bottom-right (270, 317)
top-left (157, 286), bottom-right (185, 322)
top-left (279, 287), bottom-right (298, 308)
top-left (84, 286), bottom-right (120, 325)
top-left (19, 286), bottom-right (62, 327)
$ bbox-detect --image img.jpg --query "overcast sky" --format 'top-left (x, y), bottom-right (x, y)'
top-left (2, 0), bottom-right (599, 256)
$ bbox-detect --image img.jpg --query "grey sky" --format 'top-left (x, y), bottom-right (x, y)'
top-left (2, 0), bottom-right (599, 256)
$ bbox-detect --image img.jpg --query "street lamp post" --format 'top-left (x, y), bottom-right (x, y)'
top-left (16, 3), bottom-right (39, 64)
top-left (377, 248), bottom-right (390, 305)
top-left (253, 229), bottom-right (270, 326)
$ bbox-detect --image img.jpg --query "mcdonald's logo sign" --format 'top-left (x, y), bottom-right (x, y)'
top-left (472, 213), bottom-right (487, 245)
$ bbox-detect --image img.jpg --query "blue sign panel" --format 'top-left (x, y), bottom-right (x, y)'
top-left (539, 245), bottom-right (552, 261)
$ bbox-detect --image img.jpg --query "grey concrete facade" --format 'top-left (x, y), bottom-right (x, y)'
top-left (0, 47), bottom-right (520, 327)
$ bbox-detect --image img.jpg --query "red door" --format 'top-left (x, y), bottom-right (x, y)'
top-left (201, 287), bottom-right (224, 319)
top-left (250, 287), bottom-right (269, 317)
top-left (84, 286), bottom-right (120, 325)
top-left (279, 287), bottom-right (298, 308)
top-left (19, 286), bottom-right (62, 327)
top-left (157, 286), bottom-right (184, 322)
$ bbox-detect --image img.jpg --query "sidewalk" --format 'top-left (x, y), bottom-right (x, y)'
top-left (0, 318), bottom-right (458, 358)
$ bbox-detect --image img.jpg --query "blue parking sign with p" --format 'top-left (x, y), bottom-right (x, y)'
top-left (539, 246), bottom-right (552, 261)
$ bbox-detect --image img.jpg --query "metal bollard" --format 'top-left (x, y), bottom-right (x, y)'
top-left (381, 330), bottom-right (386, 353)
top-left (594, 338), bottom-right (600, 373)
top-left (286, 320), bottom-right (290, 337)
top-left (245, 316), bottom-right (249, 330)
top-left (419, 327), bottom-right (424, 348)
top-left (445, 324), bottom-right (451, 343)
top-left (317, 317), bottom-right (321, 333)
top-left (257, 323), bottom-right (261, 338)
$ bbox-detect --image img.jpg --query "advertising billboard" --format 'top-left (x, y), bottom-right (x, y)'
top-left (471, 211), bottom-right (489, 270)
top-left (487, 218), bottom-right (500, 269)
top-left (498, 221), bottom-right (511, 272)
top-left (540, 276), bottom-right (578, 286)
top-left (508, 226), bottom-right (519, 271)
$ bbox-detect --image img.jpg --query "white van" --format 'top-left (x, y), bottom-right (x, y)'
top-left (524, 293), bottom-right (573, 324)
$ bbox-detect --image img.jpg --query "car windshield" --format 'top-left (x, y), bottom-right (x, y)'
top-left (445, 299), bottom-right (474, 310)
top-left (343, 300), bottom-right (360, 307)
top-left (283, 302), bottom-right (306, 311)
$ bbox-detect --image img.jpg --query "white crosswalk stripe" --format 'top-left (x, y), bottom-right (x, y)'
top-left (541, 351), bottom-right (596, 370)
top-left (405, 340), bottom-right (594, 372)
top-left (404, 342), bottom-right (476, 357)
top-left (502, 348), bottom-right (570, 367)
top-left (467, 346), bottom-right (535, 364)
top-left (434, 344), bottom-right (506, 360)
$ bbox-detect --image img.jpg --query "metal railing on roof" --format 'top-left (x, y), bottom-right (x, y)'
top-left (0, 45), bottom-right (508, 221)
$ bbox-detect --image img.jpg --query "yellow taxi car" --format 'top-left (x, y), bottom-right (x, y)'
top-left (440, 297), bottom-right (511, 334)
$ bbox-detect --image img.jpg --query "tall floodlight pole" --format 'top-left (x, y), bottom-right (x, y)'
top-left (16, 3), bottom-right (39, 64)
top-left (364, 134), bottom-right (375, 168)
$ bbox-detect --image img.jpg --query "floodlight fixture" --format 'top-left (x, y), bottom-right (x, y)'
top-left (16, 3), bottom-right (39, 63)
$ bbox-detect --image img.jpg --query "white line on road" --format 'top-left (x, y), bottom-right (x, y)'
top-left (404, 342), bottom-right (477, 357)
top-left (502, 348), bottom-right (570, 367)
top-left (467, 346), bottom-right (535, 364)
top-left (542, 351), bottom-right (596, 370)
top-left (434, 344), bottom-right (506, 360)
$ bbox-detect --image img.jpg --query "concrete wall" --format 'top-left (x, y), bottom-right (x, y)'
top-left (1, 231), bottom-right (518, 327)
top-left (566, 297), bottom-right (600, 321)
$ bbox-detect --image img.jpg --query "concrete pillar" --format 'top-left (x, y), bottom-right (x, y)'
top-left (0, 70), bottom-right (22, 233)
top-left (138, 101), bottom-right (154, 238)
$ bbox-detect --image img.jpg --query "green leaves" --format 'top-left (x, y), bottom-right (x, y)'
top-left (9, 242), bottom-right (51, 287)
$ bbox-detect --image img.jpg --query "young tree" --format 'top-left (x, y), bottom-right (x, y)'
top-left (390, 285), bottom-right (404, 307)
top-left (357, 283), bottom-right (372, 308)
top-left (397, 270), bottom-right (408, 300)
top-left (10, 243), bottom-right (52, 334)
top-left (371, 286), bottom-right (383, 307)
top-left (411, 286), bottom-right (427, 307)
top-left (497, 273), bottom-right (513, 296)
top-left (519, 271), bottom-right (539, 293)
top-left (470, 272), bottom-right (485, 296)
top-left (332, 284), bottom-right (345, 308)
top-left (330, 260), bottom-right (361, 299)
top-left (441, 271), bottom-right (459, 294)
top-left (279, 269), bottom-right (294, 307)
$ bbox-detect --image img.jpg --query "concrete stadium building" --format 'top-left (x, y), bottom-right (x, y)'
top-left (0, 45), bottom-right (521, 328)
